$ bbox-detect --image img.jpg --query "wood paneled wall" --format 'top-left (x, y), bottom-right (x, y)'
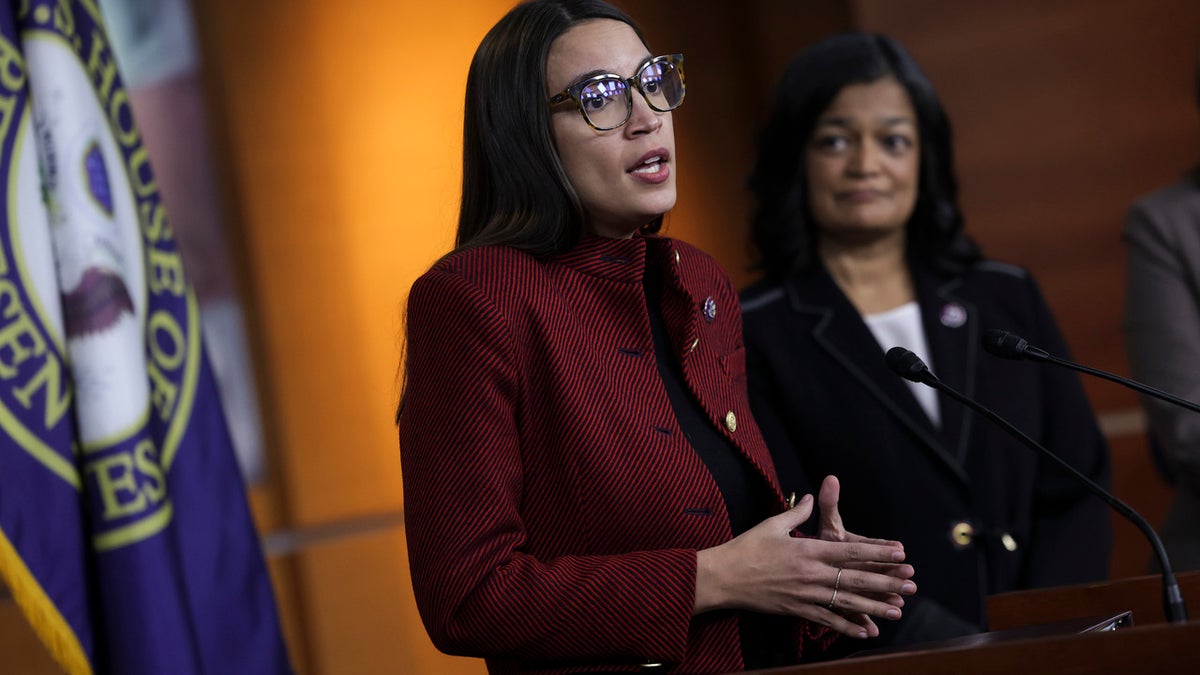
top-left (852, 0), bottom-right (1200, 579)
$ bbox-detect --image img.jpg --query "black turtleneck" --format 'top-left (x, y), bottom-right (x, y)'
top-left (643, 263), bottom-right (794, 670)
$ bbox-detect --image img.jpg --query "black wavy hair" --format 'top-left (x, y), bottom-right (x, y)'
top-left (456, 0), bottom-right (661, 257)
top-left (749, 32), bottom-right (980, 281)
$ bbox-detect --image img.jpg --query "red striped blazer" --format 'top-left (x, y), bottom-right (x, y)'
top-left (399, 234), bottom-right (831, 674)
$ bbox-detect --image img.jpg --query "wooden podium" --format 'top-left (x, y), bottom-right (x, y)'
top-left (751, 572), bottom-right (1200, 674)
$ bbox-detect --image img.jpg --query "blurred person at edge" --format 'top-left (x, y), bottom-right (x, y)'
top-left (741, 32), bottom-right (1112, 650)
top-left (1123, 40), bottom-right (1200, 574)
top-left (397, 3), bottom-right (916, 673)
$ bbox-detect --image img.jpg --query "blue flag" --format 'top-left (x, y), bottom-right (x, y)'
top-left (0, 1), bottom-right (292, 673)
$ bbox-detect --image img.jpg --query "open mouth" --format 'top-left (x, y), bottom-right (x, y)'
top-left (629, 148), bottom-right (670, 174)
top-left (632, 156), bottom-right (665, 175)
top-left (628, 148), bottom-right (671, 183)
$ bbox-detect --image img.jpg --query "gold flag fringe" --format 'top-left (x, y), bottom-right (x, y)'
top-left (0, 528), bottom-right (92, 675)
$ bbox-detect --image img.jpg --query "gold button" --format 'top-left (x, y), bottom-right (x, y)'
top-left (787, 492), bottom-right (797, 508)
top-left (673, 250), bottom-right (680, 264)
top-left (951, 521), bottom-right (974, 548)
top-left (1001, 532), bottom-right (1018, 552)
top-left (724, 411), bottom-right (737, 432)
top-left (686, 337), bottom-right (699, 353)
top-left (640, 663), bottom-right (665, 669)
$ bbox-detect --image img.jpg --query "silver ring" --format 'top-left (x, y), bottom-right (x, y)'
top-left (827, 567), bottom-right (843, 609)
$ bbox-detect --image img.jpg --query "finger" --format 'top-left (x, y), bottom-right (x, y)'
top-left (829, 589), bottom-right (904, 622)
top-left (851, 589), bottom-right (907, 607)
top-left (842, 532), bottom-right (905, 549)
top-left (835, 566), bottom-right (916, 614)
top-left (818, 475), bottom-right (846, 542)
top-left (864, 568), bottom-right (917, 595)
top-left (794, 604), bottom-right (876, 639)
top-left (842, 611), bottom-right (881, 638)
top-left (860, 592), bottom-right (906, 608)
top-left (814, 570), bottom-right (915, 620)
top-left (788, 568), bottom-right (908, 624)
top-left (842, 561), bottom-right (916, 580)
top-left (822, 566), bottom-right (906, 611)
top-left (772, 492), bottom-right (814, 533)
top-left (823, 540), bottom-right (908, 564)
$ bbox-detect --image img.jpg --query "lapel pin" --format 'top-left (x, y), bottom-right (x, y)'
top-left (703, 296), bottom-right (717, 323)
top-left (940, 302), bottom-right (967, 328)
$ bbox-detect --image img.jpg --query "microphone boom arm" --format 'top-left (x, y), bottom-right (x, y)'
top-left (886, 345), bottom-right (1189, 624)
top-left (1038, 352), bottom-right (1200, 415)
top-left (933, 376), bottom-right (1187, 623)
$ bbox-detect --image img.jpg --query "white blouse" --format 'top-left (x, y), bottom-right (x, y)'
top-left (863, 301), bottom-right (941, 427)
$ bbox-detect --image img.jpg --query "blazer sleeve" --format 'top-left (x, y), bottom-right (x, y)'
top-left (1020, 274), bottom-right (1113, 586)
top-left (399, 267), bottom-right (696, 665)
top-left (1123, 203), bottom-right (1200, 494)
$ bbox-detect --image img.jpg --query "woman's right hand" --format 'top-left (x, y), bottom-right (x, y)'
top-left (693, 493), bottom-right (916, 639)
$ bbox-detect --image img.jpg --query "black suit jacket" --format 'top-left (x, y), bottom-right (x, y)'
top-left (741, 260), bottom-right (1112, 640)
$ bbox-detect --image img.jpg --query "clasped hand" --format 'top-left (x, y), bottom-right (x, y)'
top-left (695, 475), bottom-right (916, 639)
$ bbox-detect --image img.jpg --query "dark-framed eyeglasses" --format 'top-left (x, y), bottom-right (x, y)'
top-left (547, 54), bottom-right (686, 131)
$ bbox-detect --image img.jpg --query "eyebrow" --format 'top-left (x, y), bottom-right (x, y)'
top-left (818, 115), bottom-right (915, 127)
top-left (564, 68), bottom-right (610, 85)
top-left (561, 55), bottom-right (655, 90)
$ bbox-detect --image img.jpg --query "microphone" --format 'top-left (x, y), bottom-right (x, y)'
top-left (983, 328), bottom-right (1200, 415)
top-left (884, 346), bottom-right (1189, 624)
top-left (884, 346), bottom-right (937, 386)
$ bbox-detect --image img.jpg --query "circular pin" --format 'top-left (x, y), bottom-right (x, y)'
top-left (940, 302), bottom-right (967, 328)
top-left (951, 521), bottom-right (975, 548)
top-left (703, 296), bottom-right (717, 322)
top-left (724, 411), bottom-right (737, 432)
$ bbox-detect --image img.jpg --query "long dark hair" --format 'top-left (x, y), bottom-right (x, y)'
top-left (456, 0), bottom-right (662, 257)
top-left (749, 32), bottom-right (980, 281)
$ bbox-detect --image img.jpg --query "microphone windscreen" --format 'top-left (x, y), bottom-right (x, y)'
top-left (885, 346), bottom-right (928, 382)
top-left (982, 329), bottom-right (1028, 360)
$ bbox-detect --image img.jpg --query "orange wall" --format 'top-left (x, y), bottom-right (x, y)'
top-left (196, 2), bottom-right (516, 673)
top-left (199, 1), bottom-right (503, 530)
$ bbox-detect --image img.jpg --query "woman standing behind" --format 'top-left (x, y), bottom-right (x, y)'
top-left (741, 32), bottom-right (1111, 647)
top-left (1122, 43), bottom-right (1200, 572)
top-left (399, 4), bottom-right (915, 673)
top-left (1124, 164), bottom-right (1200, 573)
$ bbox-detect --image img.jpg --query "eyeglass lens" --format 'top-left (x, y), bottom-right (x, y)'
top-left (579, 58), bottom-right (684, 130)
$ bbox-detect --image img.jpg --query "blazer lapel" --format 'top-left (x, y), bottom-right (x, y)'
top-left (649, 238), bottom-right (787, 505)
top-left (785, 267), bottom-right (971, 486)
top-left (915, 267), bottom-right (980, 465)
